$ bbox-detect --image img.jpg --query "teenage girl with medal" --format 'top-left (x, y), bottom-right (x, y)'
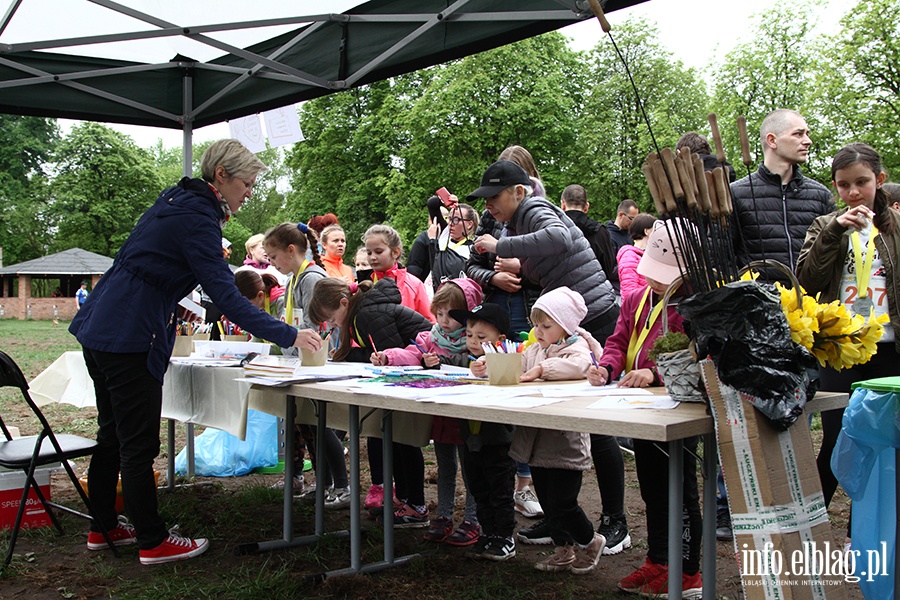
top-left (587, 220), bottom-right (704, 597)
top-left (796, 142), bottom-right (900, 550)
top-left (264, 222), bottom-right (352, 507)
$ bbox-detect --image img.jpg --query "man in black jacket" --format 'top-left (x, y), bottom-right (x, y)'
top-left (604, 199), bottom-right (639, 255)
top-left (561, 184), bottom-right (619, 292)
top-left (730, 109), bottom-right (835, 283)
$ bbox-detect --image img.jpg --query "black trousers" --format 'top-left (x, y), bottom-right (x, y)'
top-left (589, 433), bottom-right (626, 519)
top-left (462, 443), bottom-right (516, 537)
top-left (633, 436), bottom-right (702, 574)
top-left (531, 466), bottom-right (594, 546)
top-left (393, 443), bottom-right (425, 506)
top-left (82, 348), bottom-right (168, 550)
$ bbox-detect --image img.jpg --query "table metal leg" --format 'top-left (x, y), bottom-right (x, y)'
top-left (349, 405), bottom-right (361, 572)
top-left (701, 433), bottom-right (717, 600)
top-left (166, 419), bottom-right (176, 491)
top-left (383, 411), bottom-right (394, 563)
top-left (314, 401), bottom-right (326, 535)
top-left (186, 423), bottom-right (195, 478)
top-left (668, 438), bottom-right (684, 600)
top-left (236, 395), bottom-right (352, 557)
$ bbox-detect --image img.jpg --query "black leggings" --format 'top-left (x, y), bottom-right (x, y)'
top-left (634, 437), bottom-right (702, 574)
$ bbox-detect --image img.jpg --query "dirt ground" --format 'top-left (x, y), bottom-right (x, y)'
top-left (0, 433), bottom-right (864, 599)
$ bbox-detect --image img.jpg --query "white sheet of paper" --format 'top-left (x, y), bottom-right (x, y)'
top-left (539, 382), bottom-right (654, 397)
top-left (262, 106), bottom-right (304, 147)
top-left (586, 396), bottom-right (679, 410)
top-left (228, 114), bottom-right (266, 153)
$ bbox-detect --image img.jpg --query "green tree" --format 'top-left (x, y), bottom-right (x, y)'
top-left (812, 0), bottom-right (900, 175)
top-left (709, 0), bottom-right (825, 180)
top-left (573, 17), bottom-right (710, 220)
top-left (285, 78), bottom-right (412, 252)
top-left (49, 123), bottom-right (164, 257)
top-left (0, 116), bottom-right (59, 264)
top-left (388, 32), bottom-right (587, 244)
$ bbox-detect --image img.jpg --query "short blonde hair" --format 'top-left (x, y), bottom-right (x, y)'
top-left (200, 139), bottom-right (267, 183)
top-left (245, 233), bottom-right (265, 255)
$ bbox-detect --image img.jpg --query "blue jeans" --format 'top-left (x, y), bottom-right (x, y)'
top-left (487, 290), bottom-right (529, 334)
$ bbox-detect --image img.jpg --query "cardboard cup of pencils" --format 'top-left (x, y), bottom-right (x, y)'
top-left (301, 345), bottom-right (328, 367)
top-left (171, 335), bottom-right (192, 357)
top-left (485, 353), bottom-right (522, 386)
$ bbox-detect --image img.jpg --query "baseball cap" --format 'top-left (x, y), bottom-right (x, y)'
top-left (449, 303), bottom-right (511, 337)
top-left (636, 219), bottom-right (695, 286)
top-left (467, 160), bottom-right (532, 200)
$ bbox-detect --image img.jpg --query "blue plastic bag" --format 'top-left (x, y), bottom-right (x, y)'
top-left (831, 388), bottom-right (899, 599)
top-left (175, 409), bottom-right (277, 477)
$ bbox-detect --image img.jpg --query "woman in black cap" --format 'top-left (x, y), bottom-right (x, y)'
top-left (468, 158), bottom-right (631, 559)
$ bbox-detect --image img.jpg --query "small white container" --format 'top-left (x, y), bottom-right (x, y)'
top-left (192, 340), bottom-right (271, 359)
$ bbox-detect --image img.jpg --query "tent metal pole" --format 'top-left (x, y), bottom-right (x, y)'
top-left (182, 70), bottom-right (193, 178)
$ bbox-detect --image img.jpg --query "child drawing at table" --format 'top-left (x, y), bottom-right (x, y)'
top-left (263, 223), bottom-right (351, 507)
top-left (445, 303), bottom-right (517, 560)
top-left (507, 287), bottom-right (606, 574)
top-left (373, 278), bottom-right (484, 545)
top-left (308, 277), bottom-right (433, 525)
top-left (587, 220), bottom-right (702, 597)
top-left (355, 224), bottom-right (435, 512)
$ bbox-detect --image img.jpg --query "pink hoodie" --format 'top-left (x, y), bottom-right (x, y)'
top-left (383, 278), bottom-right (483, 366)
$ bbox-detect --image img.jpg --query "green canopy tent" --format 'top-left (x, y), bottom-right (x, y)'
top-left (1, 0), bottom-right (645, 172)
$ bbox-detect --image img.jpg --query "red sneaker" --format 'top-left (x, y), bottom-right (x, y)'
top-left (364, 484), bottom-right (384, 509)
top-left (446, 521), bottom-right (481, 547)
top-left (87, 516), bottom-right (137, 550)
top-left (617, 558), bottom-right (667, 592)
top-left (139, 528), bottom-right (209, 565)
top-left (639, 567), bottom-right (703, 599)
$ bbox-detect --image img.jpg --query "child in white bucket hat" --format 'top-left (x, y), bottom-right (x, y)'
top-left (587, 219), bottom-right (703, 597)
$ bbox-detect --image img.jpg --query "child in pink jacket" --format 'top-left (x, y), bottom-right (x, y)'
top-left (372, 278), bottom-right (484, 545)
top-left (508, 286), bottom-right (606, 575)
top-left (587, 220), bottom-right (702, 598)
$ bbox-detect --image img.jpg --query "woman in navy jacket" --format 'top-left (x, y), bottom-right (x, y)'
top-left (70, 140), bottom-right (322, 565)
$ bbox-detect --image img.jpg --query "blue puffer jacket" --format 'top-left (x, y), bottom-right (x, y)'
top-left (70, 177), bottom-right (298, 382)
top-left (496, 196), bottom-right (618, 323)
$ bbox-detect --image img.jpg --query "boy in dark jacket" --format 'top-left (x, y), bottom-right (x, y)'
top-left (448, 304), bottom-right (517, 561)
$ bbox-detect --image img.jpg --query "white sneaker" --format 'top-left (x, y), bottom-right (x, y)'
top-left (514, 486), bottom-right (543, 518)
top-left (324, 486), bottom-right (352, 509)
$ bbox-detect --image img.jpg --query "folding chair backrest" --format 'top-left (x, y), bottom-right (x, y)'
top-left (0, 350), bottom-right (57, 445)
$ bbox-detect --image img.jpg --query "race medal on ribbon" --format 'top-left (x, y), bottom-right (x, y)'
top-left (853, 296), bottom-right (874, 316)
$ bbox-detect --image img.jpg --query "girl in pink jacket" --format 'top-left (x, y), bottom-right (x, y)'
top-left (587, 220), bottom-right (703, 597)
top-left (372, 278), bottom-right (484, 546)
top-left (508, 286), bottom-right (607, 574)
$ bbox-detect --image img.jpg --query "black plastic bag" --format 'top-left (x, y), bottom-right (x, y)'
top-left (677, 281), bottom-right (818, 429)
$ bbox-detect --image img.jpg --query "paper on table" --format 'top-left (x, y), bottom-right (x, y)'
top-left (586, 395), bottom-right (679, 410)
top-left (170, 357), bottom-right (243, 368)
top-left (419, 393), bottom-right (568, 409)
top-left (539, 382), bottom-right (654, 397)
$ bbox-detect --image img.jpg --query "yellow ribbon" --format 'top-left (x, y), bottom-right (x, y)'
top-left (625, 288), bottom-right (665, 373)
top-left (284, 259), bottom-right (310, 326)
top-left (851, 226), bottom-right (879, 301)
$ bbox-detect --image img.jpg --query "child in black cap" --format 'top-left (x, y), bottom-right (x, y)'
top-left (448, 303), bottom-right (517, 561)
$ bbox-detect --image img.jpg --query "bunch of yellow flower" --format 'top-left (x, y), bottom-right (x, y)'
top-left (774, 282), bottom-right (889, 370)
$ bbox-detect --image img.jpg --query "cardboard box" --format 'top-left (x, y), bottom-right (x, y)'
top-left (0, 469), bottom-right (52, 530)
top-left (79, 471), bottom-right (160, 513)
top-left (700, 360), bottom-right (847, 599)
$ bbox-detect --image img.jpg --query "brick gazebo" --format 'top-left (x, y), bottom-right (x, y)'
top-left (0, 248), bottom-right (113, 320)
